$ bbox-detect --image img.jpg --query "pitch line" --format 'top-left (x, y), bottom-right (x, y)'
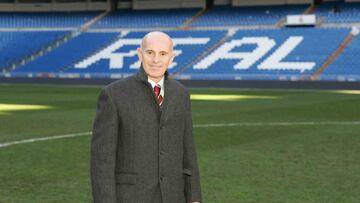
top-left (194, 121), bottom-right (360, 128)
top-left (0, 132), bottom-right (91, 149)
top-left (1, 121), bottom-right (360, 149)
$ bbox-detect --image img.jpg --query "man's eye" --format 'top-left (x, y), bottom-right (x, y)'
top-left (146, 51), bottom-right (153, 55)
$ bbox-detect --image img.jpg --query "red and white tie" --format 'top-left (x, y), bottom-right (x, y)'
top-left (153, 85), bottom-right (163, 106)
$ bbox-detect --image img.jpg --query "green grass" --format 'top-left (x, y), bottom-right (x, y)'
top-left (0, 84), bottom-right (360, 202)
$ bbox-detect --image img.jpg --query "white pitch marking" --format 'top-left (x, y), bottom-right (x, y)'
top-left (0, 132), bottom-right (91, 148)
top-left (0, 121), bottom-right (360, 149)
top-left (194, 121), bottom-right (360, 128)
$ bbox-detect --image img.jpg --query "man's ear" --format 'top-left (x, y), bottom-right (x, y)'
top-left (137, 48), bottom-right (143, 62)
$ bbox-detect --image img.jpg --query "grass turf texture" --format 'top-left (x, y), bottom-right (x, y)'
top-left (0, 84), bottom-right (359, 202)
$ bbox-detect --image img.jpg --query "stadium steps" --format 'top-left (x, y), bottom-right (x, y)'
top-left (275, 18), bottom-right (286, 28)
top-left (80, 11), bottom-right (110, 32)
top-left (180, 8), bottom-right (208, 30)
top-left (173, 29), bottom-right (235, 76)
top-left (304, 3), bottom-right (317, 14)
top-left (3, 31), bottom-right (77, 73)
top-left (309, 31), bottom-right (355, 80)
top-left (316, 17), bottom-right (326, 26)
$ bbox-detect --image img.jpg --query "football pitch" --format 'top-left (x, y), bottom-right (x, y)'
top-left (0, 83), bottom-right (359, 203)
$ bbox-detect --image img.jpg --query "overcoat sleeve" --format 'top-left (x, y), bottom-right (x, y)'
top-left (91, 88), bottom-right (118, 203)
top-left (183, 91), bottom-right (202, 202)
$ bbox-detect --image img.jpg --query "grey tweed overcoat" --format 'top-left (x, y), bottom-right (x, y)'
top-left (91, 67), bottom-right (202, 203)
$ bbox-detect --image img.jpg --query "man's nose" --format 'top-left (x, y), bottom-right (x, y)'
top-left (153, 54), bottom-right (160, 63)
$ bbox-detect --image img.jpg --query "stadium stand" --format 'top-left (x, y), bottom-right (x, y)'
top-left (181, 27), bottom-right (350, 80)
top-left (322, 34), bottom-right (360, 81)
top-left (191, 5), bottom-right (309, 27)
top-left (0, 31), bottom-right (69, 71)
top-left (13, 32), bottom-right (120, 74)
top-left (0, 12), bottom-right (100, 28)
top-left (315, 2), bottom-right (360, 23)
top-left (91, 8), bottom-right (200, 28)
top-left (12, 30), bottom-right (227, 77)
top-left (1, 1), bottom-right (360, 82)
top-left (67, 30), bottom-right (226, 74)
top-left (7, 27), bottom-right (353, 81)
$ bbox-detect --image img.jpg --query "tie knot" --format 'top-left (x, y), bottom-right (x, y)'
top-left (154, 85), bottom-right (161, 96)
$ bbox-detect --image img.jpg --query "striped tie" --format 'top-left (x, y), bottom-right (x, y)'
top-left (153, 85), bottom-right (163, 106)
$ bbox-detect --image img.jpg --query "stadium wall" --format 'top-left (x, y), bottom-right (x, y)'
top-left (2, 77), bottom-right (360, 90)
top-left (214, 0), bottom-right (231, 5)
top-left (0, 2), bottom-right (108, 11)
top-left (132, 0), bottom-right (205, 9)
top-left (232, 0), bottom-right (312, 6)
top-left (286, 0), bottom-right (312, 4)
top-left (232, 0), bottom-right (287, 6)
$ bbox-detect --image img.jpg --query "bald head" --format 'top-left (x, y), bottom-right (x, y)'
top-left (140, 31), bottom-right (173, 52)
top-left (137, 31), bottom-right (175, 83)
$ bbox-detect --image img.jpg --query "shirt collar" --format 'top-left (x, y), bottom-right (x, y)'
top-left (148, 77), bottom-right (164, 89)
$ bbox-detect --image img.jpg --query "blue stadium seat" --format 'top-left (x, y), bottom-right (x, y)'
top-left (192, 5), bottom-right (309, 27)
top-left (315, 2), bottom-right (360, 23)
top-left (7, 28), bottom-right (357, 81)
top-left (92, 9), bottom-right (200, 28)
top-left (0, 12), bottom-right (100, 28)
top-left (13, 32), bottom-right (120, 73)
top-left (0, 31), bottom-right (69, 71)
top-left (1, 8), bottom-right (359, 82)
top-left (322, 35), bottom-right (360, 81)
top-left (33, 30), bottom-right (227, 75)
top-left (181, 27), bottom-right (350, 80)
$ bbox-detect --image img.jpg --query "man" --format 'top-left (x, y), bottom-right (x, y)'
top-left (91, 31), bottom-right (202, 203)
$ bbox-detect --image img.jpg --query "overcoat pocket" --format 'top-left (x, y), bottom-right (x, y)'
top-left (115, 173), bottom-right (137, 202)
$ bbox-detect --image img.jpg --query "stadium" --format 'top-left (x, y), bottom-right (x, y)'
top-left (1, 0), bottom-right (360, 202)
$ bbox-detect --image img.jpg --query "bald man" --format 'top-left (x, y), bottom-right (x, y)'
top-left (91, 31), bottom-right (202, 203)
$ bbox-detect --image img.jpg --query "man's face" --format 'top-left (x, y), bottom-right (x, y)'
top-left (137, 33), bottom-right (174, 83)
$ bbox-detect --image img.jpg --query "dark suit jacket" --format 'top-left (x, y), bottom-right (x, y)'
top-left (91, 67), bottom-right (202, 203)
